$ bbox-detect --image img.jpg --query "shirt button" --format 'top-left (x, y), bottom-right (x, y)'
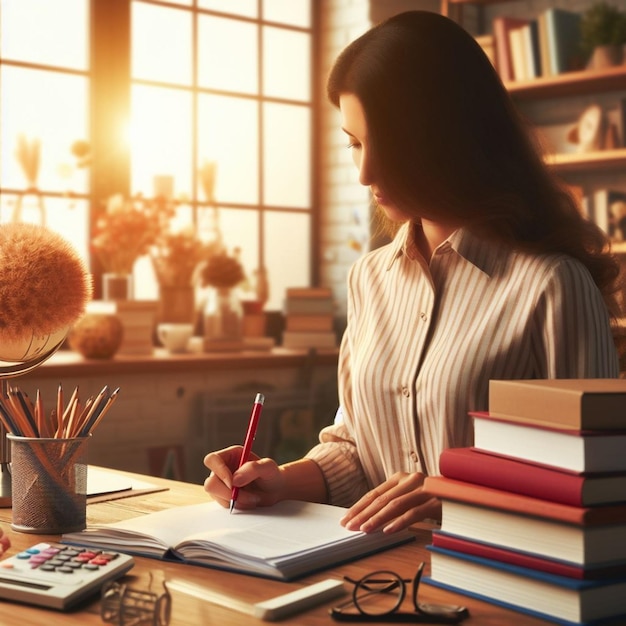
top-left (420, 312), bottom-right (428, 322)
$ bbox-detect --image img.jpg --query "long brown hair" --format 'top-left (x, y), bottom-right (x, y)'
top-left (327, 10), bottom-right (621, 316)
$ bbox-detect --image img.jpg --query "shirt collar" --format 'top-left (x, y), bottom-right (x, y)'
top-left (386, 222), bottom-right (501, 277)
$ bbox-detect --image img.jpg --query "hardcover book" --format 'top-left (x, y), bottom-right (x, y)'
top-left (492, 16), bottom-right (529, 82)
top-left (439, 447), bottom-right (626, 506)
top-left (488, 379), bottom-right (626, 430)
top-left (423, 475), bottom-right (626, 566)
top-left (471, 411), bottom-right (626, 474)
top-left (545, 8), bottom-right (583, 75)
top-left (431, 531), bottom-right (626, 580)
top-left (425, 545), bottom-right (626, 626)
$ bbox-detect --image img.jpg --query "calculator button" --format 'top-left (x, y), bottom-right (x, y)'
top-left (83, 564), bottom-right (100, 570)
top-left (90, 557), bottom-right (109, 566)
top-left (16, 551), bottom-right (34, 559)
top-left (57, 566), bottom-right (74, 573)
top-left (39, 564), bottom-right (56, 572)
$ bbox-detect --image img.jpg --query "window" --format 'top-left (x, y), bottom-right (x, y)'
top-left (0, 0), bottom-right (315, 310)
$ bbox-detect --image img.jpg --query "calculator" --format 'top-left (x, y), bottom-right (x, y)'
top-left (0, 542), bottom-right (135, 610)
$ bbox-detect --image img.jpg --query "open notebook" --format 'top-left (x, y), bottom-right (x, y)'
top-left (62, 500), bottom-right (415, 581)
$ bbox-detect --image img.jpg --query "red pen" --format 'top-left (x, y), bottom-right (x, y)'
top-left (230, 392), bottom-right (265, 513)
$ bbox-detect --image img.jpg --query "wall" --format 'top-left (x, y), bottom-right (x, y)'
top-left (18, 357), bottom-right (339, 484)
top-left (318, 0), bottom-right (626, 321)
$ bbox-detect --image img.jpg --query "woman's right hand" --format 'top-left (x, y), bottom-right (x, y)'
top-left (203, 446), bottom-right (285, 510)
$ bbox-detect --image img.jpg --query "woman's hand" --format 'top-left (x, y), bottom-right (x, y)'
top-left (340, 472), bottom-right (441, 534)
top-left (0, 526), bottom-right (10, 555)
top-left (203, 446), bottom-right (285, 510)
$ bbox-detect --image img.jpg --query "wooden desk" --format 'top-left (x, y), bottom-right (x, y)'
top-left (0, 469), bottom-right (549, 625)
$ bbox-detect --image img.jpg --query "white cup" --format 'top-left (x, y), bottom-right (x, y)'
top-left (157, 323), bottom-right (194, 354)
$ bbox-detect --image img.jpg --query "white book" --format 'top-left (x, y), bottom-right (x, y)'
top-left (62, 500), bottom-right (413, 581)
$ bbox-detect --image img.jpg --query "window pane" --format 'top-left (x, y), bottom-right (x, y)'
top-left (130, 85), bottom-right (193, 199)
top-left (0, 194), bottom-right (90, 261)
top-left (263, 103), bottom-right (310, 208)
top-left (132, 2), bottom-right (192, 85)
top-left (198, 15), bottom-right (258, 94)
top-left (0, 66), bottom-right (89, 193)
top-left (217, 207), bottom-right (260, 287)
top-left (198, 0), bottom-right (257, 18)
top-left (263, 0), bottom-right (311, 28)
top-left (0, 0), bottom-right (89, 70)
top-left (263, 27), bottom-right (310, 101)
top-left (264, 211), bottom-right (310, 310)
top-left (198, 94), bottom-right (259, 205)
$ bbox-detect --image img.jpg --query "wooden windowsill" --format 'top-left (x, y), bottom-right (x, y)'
top-left (20, 347), bottom-right (339, 379)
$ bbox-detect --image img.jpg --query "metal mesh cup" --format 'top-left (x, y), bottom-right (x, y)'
top-left (8, 434), bottom-right (89, 533)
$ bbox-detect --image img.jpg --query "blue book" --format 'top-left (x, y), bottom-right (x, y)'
top-left (545, 8), bottom-right (583, 75)
top-left (424, 545), bottom-right (626, 626)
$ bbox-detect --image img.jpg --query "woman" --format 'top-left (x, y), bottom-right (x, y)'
top-left (204, 11), bottom-right (621, 533)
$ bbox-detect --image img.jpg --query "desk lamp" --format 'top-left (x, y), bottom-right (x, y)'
top-left (0, 223), bottom-right (92, 506)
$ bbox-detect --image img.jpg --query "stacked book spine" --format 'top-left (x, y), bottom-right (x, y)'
top-left (423, 378), bottom-right (626, 626)
top-left (282, 287), bottom-right (337, 350)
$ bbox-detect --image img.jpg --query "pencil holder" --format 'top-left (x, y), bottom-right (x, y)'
top-left (8, 434), bottom-right (90, 534)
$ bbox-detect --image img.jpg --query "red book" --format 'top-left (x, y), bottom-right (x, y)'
top-left (423, 475), bottom-right (626, 566)
top-left (439, 447), bottom-right (626, 507)
top-left (492, 16), bottom-right (530, 82)
top-left (423, 475), bottom-right (626, 526)
top-left (431, 531), bottom-right (626, 580)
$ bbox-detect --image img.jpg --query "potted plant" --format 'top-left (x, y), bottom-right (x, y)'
top-left (580, 2), bottom-right (626, 70)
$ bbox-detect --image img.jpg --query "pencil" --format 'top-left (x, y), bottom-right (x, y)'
top-left (75, 385), bottom-right (109, 437)
top-left (80, 387), bottom-right (120, 436)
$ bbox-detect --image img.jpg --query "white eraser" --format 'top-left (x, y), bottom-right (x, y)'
top-left (252, 578), bottom-right (346, 621)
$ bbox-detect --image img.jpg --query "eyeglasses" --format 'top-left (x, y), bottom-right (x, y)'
top-left (330, 562), bottom-right (469, 623)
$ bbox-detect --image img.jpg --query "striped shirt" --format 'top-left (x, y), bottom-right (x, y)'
top-left (306, 222), bottom-right (619, 507)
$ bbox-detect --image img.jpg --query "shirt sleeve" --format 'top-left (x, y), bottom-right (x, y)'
top-left (532, 257), bottom-right (619, 378)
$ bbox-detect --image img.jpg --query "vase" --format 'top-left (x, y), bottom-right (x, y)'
top-left (203, 287), bottom-right (243, 341)
top-left (158, 285), bottom-right (196, 324)
top-left (102, 273), bottom-right (133, 301)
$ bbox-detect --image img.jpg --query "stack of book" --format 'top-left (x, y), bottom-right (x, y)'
top-left (493, 8), bottom-right (583, 83)
top-left (282, 287), bottom-right (337, 349)
top-left (87, 300), bottom-right (158, 355)
top-left (423, 378), bottom-right (626, 626)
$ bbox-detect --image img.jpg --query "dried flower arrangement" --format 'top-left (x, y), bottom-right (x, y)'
top-left (151, 228), bottom-right (212, 288)
top-left (91, 194), bottom-right (174, 275)
top-left (200, 250), bottom-right (245, 289)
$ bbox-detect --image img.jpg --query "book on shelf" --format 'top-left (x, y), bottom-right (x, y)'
top-left (508, 25), bottom-right (528, 82)
top-left (423, 475), bottom-right (626, 566)
top-left (471, 411), bottom-right (626, 474)
top-left (439, 446), bottom-right (626, 507)
top-left (475, 34), bottom-right (496, 68)
top-left (593, 188), bottom-right (626, 241)
top-left (523, 20), bottom-right (541, 79)
top-left (537, 10), bottom-right (552, 78)
top-left (282, 330), bottom-right (337, 350)
top-left (285, 313), bottom-right (335, 333)
top-left (431, 531), bottom-right (626, 581)
top-left (488, 378), bottom-right (626, 430)
top-left (544, 7), bottom-right (583, 76)
top-left (424, 545), bottom-right (626, 626)
top-left (61, 500), bottom-right (414, 581)
top-left (492, 15), bottom-right (529, 82)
